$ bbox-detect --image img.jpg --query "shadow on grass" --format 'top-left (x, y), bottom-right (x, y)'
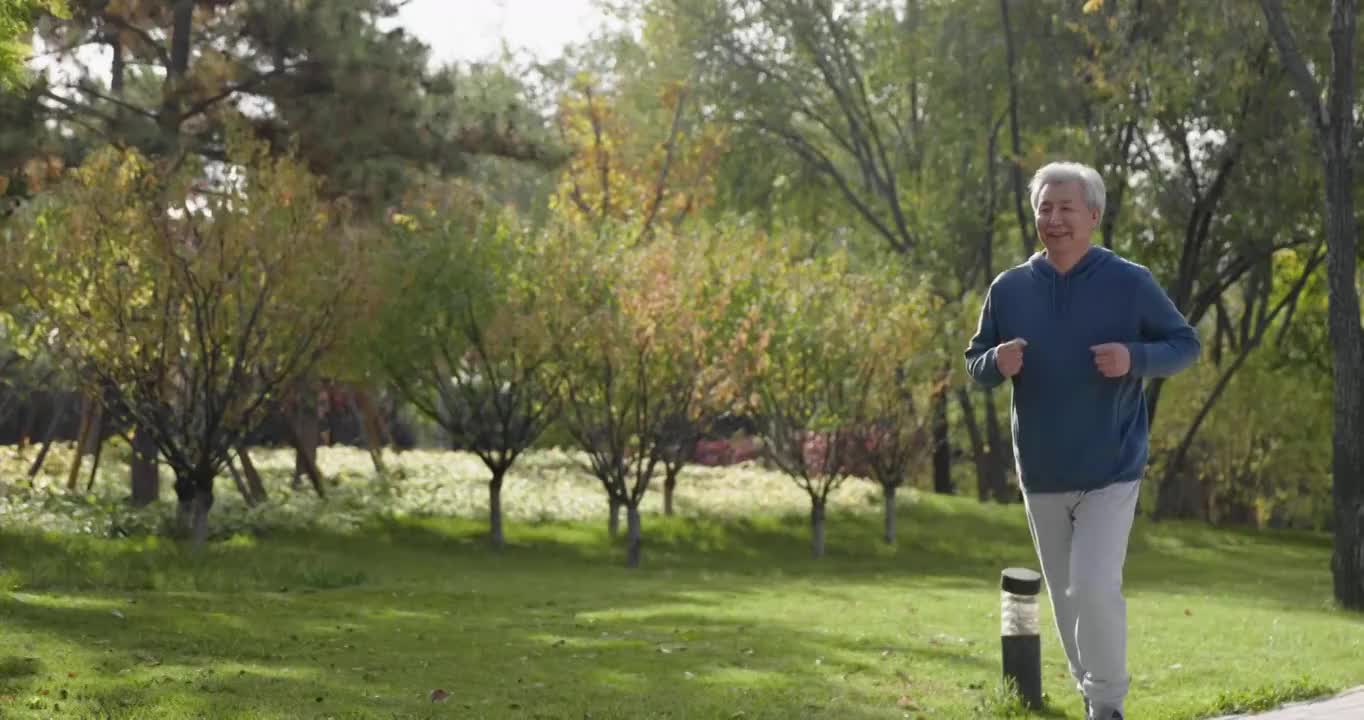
top-left (0, 583), bottom-right (983, 719)
top-left (363, 499), bottom-right (1340, 613)
top-left (0, 490), bottom-right (1341, 610)
top-left (0, 655), bottom-right (43, 679)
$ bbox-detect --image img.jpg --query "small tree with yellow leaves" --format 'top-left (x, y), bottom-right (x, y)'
top-left (6, 135), bottom-right (361, 546)
top-left (722, 235), bottom-right (938, 556)
top-left (539, 218), bottom-right (734, 567)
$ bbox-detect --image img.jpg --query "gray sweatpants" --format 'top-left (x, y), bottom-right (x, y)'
top-left (1022, 478), bottom-right (1141, 712)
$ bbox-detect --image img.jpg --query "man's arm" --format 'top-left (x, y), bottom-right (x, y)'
top-left (1126, 269), bottom-right (1201, 378)
top-left (965, 285), bottom-right (1006, 388)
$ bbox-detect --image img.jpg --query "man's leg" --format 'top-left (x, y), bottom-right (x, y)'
top-left (1022, 490), bottom-right (1086, 698)
top-left (1070, 478), bottom-right (1141, 715)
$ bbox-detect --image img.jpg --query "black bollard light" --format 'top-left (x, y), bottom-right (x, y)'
top-left (1000, 567), bottom-right (1043, 709)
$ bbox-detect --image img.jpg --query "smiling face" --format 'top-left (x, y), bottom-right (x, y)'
top-left (1034, 180), bottom-right (1101, 259)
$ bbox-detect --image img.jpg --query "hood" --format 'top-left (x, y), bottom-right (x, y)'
top-left (1027, 245), bottom-right (1114, 315)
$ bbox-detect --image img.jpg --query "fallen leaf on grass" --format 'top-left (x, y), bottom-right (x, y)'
top-left (430, 689), bottom-right (450, 703)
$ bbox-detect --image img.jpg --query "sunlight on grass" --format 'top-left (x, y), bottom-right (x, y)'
top-left (0, 445), bottom-right (1361, 718)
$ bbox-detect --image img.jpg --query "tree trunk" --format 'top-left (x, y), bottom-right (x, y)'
top-left (110, 33), bottom-right (125, 97)
top-left (291, 400), bottom-right (321, 491)
top-left (159, 0), bottom-right (194, 141)
top-left (190, 479), bottom-right (214, 550)
top-left (625, 504), bottom-right (643, 568)
top-left (351, 389), bottom-right (388, 475)
top-left (227, 458), bottom-right (256, 507)
top-left (956, 388), bottom-right (991, 502)
top-left (608, 496), bottom-right (622, 538)
top-left (66, 396), bottom-right (100, 493)
top-left (236, 446), bottom-right (266, 504)
top-left (1145, 377), bottom-right (1166, 431)
top-left (17, 396), bottom-right (34, 452)
top-left (27, 398), bottom-right (64, 479)
top-left (296, 437), bottom-right (326, 498)
top-left (1258, 0), bottom-right (1362, 609)
top-left (130, 425), bottom-right (160, 506)
top-left (84, 424), bottom-right (107, 493)
top-left (173, 467), bottom-right (217, 548)
top-left (1324, 149), bottom-right (1363, 607)
top-left (1154, 464), bottom-right (1203, 520)
top-left (663, 463), bottom-right (681, 516)
top-left (288, 406), bottom-right (326, 498)
top-left (931, 381), bottom-right (953, 494)
top-left (1100, 122), bottom-right (1136, 248)
top-left (882, 482), bottom-right (897, 545)
top-left (982, 387), bottom-right (1011, 502)
top-left (174, 473), bottom-right (195, 538)
top-left (810, 500), bottom-right (827, 558)
top-left (1325, 199), bottom-right (1364, 606)
top-left (1000, 0), bottom-right (1033, 258)
top-left (489, 471), bottom-right (505, 550)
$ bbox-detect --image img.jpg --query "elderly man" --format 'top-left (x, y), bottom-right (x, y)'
top-left (964, 161), bottom-right (1201, 720)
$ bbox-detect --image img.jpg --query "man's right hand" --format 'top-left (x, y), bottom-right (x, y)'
top-left (995, 338), bottom-right (1028, 378)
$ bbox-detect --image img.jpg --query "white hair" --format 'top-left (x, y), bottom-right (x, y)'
top-left (1028, 162), bottom-right (1106, 218)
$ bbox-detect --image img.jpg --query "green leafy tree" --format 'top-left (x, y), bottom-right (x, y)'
top-left (24, 0), bottom-right (552, 208)
top-left (365, 183), bottom-right (560, 550)
top-left (0, 0), bottom-right (65, 88)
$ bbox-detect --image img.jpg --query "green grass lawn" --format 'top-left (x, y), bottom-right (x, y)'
top-left (0, 445), bottom-right (1361, 719)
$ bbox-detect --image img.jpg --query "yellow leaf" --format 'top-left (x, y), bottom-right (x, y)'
top-left (1082, 0), bottom-right (1104, 13)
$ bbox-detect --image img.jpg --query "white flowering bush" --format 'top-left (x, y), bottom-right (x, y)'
top-left (0, 444), bottom-right (892, 540)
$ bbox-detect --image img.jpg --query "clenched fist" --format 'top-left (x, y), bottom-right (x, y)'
top-left (995, 338), bottom-right (1028, 378)
top-left (1090, 343), bottom-right (1131, 378)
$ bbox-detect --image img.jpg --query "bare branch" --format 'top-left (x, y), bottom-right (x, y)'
top-left (636, 83), bottom-right (690, 244)
top-left (73, 80), bottom-right (158, 120)
top-left (99, 12), bottom-right (172, 68)
top-left (180, 61), bottom-right (305, 121)
top-left (1257, 0), bottom-right (1328, 146)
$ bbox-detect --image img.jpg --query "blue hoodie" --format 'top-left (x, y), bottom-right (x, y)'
top-left (964, 246), bottom-right (1201, 494)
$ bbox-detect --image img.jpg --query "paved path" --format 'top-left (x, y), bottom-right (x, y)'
top-left (1206, 686), bottom-right (1364, 719)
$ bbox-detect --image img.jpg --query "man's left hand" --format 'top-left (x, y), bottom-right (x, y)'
top-left (1090, 343), bottom-right (1131, 378)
